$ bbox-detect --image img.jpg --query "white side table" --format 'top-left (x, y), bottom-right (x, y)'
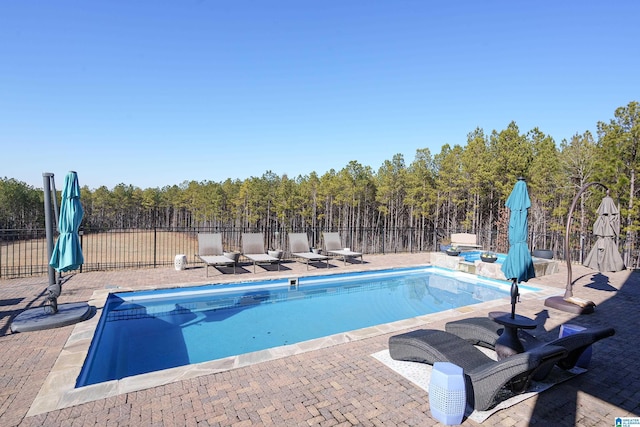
top-left (174, 254), bottom-right (187, 271)
top-left (559, 324), bottom-right (592, 368)
top-left (429, 362), bottom-right (466, 425)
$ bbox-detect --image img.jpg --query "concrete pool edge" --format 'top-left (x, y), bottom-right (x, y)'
top-left (27, 270), bottom-right (562, 416)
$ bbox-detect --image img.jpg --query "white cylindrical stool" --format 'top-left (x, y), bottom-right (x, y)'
top-left (559, 324), bottom-right (591, 368)
top-left (429, 362), bottom-right (466, 425)
top-left (174, 254), bottom-right (187, 271)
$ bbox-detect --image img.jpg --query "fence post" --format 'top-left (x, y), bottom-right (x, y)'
top-left (153, 227), bottom-right (157, 268)
top-left (79, 229), bottom-right (84, 273)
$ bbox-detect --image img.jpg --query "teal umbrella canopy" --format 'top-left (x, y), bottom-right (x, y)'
top-left (50, 171), bottom-right (84, 272)
top-left (501, 179), bottom-right (535, 283)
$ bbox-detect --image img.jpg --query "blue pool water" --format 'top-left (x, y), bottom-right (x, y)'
top-left (77, 267), bottom-right (534, 387)
top-left (462, 251), bottom-right (507, 263)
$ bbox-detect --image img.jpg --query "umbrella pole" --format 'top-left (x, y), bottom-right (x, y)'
top-left (545, 182), bottom-right (605, 315)
top-left (563, 182), bottom-right (608, 298)
top-left (510, 279), bottom-right (519, 319)
top-left (50, 174), bottom-right (61, 286)
top-left (43, 172), bottom-right (59, 314)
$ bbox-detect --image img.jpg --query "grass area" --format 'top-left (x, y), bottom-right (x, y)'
top-left (0, 231), bottom-right (202, 278)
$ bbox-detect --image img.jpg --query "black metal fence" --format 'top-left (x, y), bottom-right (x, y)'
top-left (1, 226), bottom-right (636, 279)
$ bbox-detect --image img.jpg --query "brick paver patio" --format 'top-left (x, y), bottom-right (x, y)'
top-left (1, 253), bottom-right (638, 426)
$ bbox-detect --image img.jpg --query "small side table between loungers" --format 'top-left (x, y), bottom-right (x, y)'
top-left (489, 311), bottom-right (537, 360)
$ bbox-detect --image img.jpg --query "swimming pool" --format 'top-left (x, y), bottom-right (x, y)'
top-left (76, 267), bottom-right (532, 387)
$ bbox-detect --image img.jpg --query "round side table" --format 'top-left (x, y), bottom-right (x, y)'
top-left (489, 311), bottom-right (537, 360)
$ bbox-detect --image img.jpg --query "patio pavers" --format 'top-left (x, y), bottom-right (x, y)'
top-left (1, 254), bottom-right (638, 426)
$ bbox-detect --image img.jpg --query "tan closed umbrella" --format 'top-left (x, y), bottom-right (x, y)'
top-left (583, 194), bottom-right (625, 272)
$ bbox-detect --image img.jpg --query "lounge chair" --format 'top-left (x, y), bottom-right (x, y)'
top-left (389, 329), bottom-right (567, 411)
top-left (445, 317), bottom-right (615, 379)
top-left (197, 233), bottom-right (236, 276)
top-left (450, 233), bottom-right (482, 250)
top-left (322, 232), bottom-right (363, 266)
top-left (241, 233), bottom-right (281, 273)
top-left (288, 233), bottom-right (330, 269)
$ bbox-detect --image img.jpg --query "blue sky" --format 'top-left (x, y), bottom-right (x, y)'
top-left (1, 1), bottom-right (638, 190)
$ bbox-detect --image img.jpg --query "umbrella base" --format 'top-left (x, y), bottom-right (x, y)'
top-left (544, 296), bottom-right (595, 315)
top-left (10, 302), bottom-right (95, 333)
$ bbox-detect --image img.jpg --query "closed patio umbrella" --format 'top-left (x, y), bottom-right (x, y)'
top-left (9, 171), bottom-right (92, 330)
top-left (501, 178), bottom-right (535, 318)
top-left (583, 194), bottom-right (625, 272)
top-left (48, 171), bottom-right (84, 305)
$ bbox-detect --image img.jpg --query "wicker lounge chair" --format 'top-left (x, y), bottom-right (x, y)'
top-left (241, 233), bottom-right (281, 273)
top-left (445, 317), bottom-right (615, 379)
top-left (288, 233), bottom-right (330, 269)
top-left (197, 233), bottom-right (237, 276)
top-left (322, 232), bottom-right (363, 266)
top-left (389, 329), bottom-right (567, 411)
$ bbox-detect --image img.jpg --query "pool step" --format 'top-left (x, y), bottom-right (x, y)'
top-left (458, 261), bottom-right (476, 275)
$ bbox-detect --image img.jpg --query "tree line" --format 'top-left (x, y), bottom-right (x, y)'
top-left (2, 101), bottom-right (638, 258)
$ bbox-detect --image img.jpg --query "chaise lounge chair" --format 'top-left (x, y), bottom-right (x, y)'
top-left (241, 233), bottom-right (281, 273)
top-left (450, 233), bottom-right (482, 250)
top-left (322, 232), bottom-right (363, 266)
top-left (445, 317), bottom-right (615, 380)
top-left (197, 233), bottom-right (237, 276)
top-left (389, 329), bottom-right (567, 411)
top-left (288, 233), bottom-right (330, 269)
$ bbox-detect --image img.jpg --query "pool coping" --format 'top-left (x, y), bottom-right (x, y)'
top-left (26, 269), bottom-right (562, 416)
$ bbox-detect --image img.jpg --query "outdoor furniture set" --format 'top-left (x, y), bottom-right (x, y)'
top-left (388, 318), bottom-right (615, 412)
top-left (196, 232), bottom-right (363, 275)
